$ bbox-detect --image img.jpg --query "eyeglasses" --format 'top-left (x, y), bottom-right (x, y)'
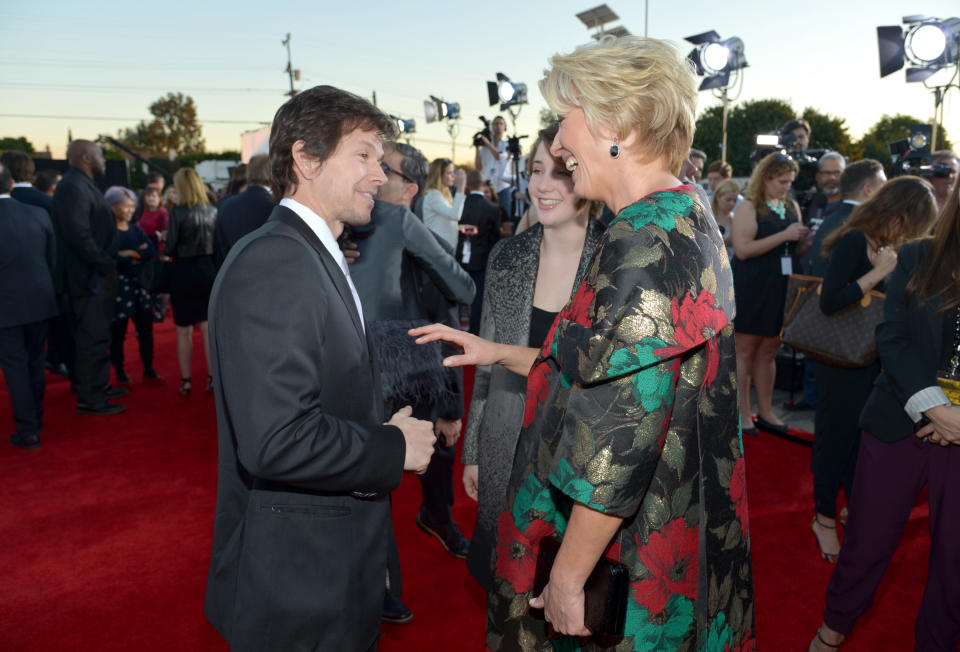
top-left (381, 161), bottom-right (415, 184)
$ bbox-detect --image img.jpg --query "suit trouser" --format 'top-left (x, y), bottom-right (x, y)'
top-left (71, 274), bottom-right (117, 406)
top-left (823, 431), bottom-right (960, 651)
top-left (0, 321), bottom-right (48, 436)
top-left (406, 402), bottom-right (456, 525)
top-left (467, 269), bottom-right (485, 336)
top-left (110, 308), bottom-right (154, 374)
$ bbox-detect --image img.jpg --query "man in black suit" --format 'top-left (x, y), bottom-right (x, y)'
top-left (204, 85), bottom-right (437, 652)
top-left (213, 153), bottom-right (274, 266)
top-left (52, 140), bottom-right (125, 415)
top-left (457, 169), bottom-right (501, 334)
top-left (0, 163), bottom-right (58, 449)
top-left (2, 150), bottom-right (53, 215)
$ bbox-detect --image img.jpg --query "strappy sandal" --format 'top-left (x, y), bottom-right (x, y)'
top-left (811, 516), bottom-right (840, 563)
top-left (807, 626), bottom-right (843, 651)
top-left (179, 377), bottom-right (192, 396)
top-left (205, 375), bottom-right (214, 393)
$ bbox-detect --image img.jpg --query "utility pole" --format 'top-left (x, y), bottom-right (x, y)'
top-left (282, 33), bottom-right (300, 98)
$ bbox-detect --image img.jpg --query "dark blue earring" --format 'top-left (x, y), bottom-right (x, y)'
top-left (610, 142), bottom-right (620, 159)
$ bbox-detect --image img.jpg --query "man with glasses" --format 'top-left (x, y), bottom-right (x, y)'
top-left (805, 151), bottom-right (847, 224)
top-left (347, 140), bottom-right (475, 624)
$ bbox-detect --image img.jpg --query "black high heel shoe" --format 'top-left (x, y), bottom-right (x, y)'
top-left (179, 377), bottom-right (192, 396)
top-left (811, 516), bottom-right (839, 563)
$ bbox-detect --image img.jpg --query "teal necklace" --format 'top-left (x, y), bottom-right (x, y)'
top-left (766, 200), bottom-right (786, 220)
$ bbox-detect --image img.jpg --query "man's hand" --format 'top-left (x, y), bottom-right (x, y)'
top-left (388, 406), bottom-right (436, 473)
top-left (341, 240), bottom-right (360, 265)
top-left (454, 168), bottom-right (467, 195)
top-left (918, 404), bottom-right (960, 446)
top-left (462, 464), bottom-right (478, 501)
top-left (435, 418), bottom-right (461, 448)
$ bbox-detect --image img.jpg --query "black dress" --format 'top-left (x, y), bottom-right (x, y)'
top-left (732, 204), bottom-right (799, 336)
top-left (812, 230), bottom-right (882, 517)
top-left (165, 205), bottom-right (217, 327)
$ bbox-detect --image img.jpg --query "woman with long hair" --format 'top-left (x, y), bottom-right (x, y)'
top-left (732, 152), bottom-right (811, 435)
top-left (808, 177), bottom-right (960, 651)
top-left (164, 168), bottom-right (217, 396)
top-left (413, 35), bottom-right (753, 650)
top-left (711, 178), bottom-right (739, 257)
top-left (461, 122), bottom-right (605, 591)
top-left (809, 176), bottom-right (937, 563)
top-left (421, 158), bottom-right (466, 248)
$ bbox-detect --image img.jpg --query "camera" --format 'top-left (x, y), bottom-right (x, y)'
top-left (888, 124), bottom-right (945, 179)
top-left (472, 116), bottom-right (492, 148)
top-left (751, 132), bottom-right (824, 213)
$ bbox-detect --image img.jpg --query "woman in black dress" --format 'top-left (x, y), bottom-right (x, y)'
top-left (732, 152), bottom-right (811, 435)
top-left (164, 168), bottom-right (217, 396)
top-left (809, 176), bottom-right (937, 562)
top-left (106, 186), bottom-right (163, 386)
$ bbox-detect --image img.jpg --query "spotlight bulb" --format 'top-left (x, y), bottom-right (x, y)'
top-left (702, 43), bottom-right (730, 74)
top-left (498, 81), bottom-right (516, 103)
top-left (907, 23), bottom-right (947, 62)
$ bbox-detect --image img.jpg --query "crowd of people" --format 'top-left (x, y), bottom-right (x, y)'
top-left (2, 32), bottom-right (959, 652)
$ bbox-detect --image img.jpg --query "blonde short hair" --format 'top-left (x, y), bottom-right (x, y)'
top-left (711, 179), bottom-right (741, 215)
top-left (539, 35), bottom-right (697, 175)
top-left (173, 168), bottom-right (210, 209)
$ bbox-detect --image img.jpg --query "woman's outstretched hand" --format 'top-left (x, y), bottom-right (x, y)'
top-left (408, 323), bottom-right (502, 368)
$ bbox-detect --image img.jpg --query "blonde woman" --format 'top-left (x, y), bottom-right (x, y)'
top-left (711, 178), bottom-right (739, 256)
top-left (421, 158), bottom-right (466, 248)
top-left (412, 35), bottom-right (752, 649)
top-left (732, 152), bottom-right (811, 435)
top-left (164, 168), bottom-right (217, 395)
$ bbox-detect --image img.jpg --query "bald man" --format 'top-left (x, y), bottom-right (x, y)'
top-left (52, 140), bottom-right (125, 415)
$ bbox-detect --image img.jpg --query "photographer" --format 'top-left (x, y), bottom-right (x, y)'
top-left (931, 150), bottom-right (959, 213)
top-left (473, 115), bottom-right (513, 222)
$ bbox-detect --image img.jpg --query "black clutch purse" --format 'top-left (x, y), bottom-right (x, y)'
top-left (531, 536), bottom-right (630, 647)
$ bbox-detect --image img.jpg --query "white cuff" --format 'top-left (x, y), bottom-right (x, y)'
top-left (904, 386), bottom-right (951, 422)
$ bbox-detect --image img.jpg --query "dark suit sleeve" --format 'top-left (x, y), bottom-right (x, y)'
top-left (213, 234), bottom-right (405, 494)
top-left (40, 210), bottom-right (56, 273)
top-left (53, 180), bottom-right (114, 274)
top-left (402, 211), bottom-right (475, 305)
top-left (213, 211), bottom-right (228, 267)
top-left (874, 243), bottom-right (933, 405)
top-left (164, 207), bottom-right (180, 257)
top-left (820, 230), bottom-right (865, 315)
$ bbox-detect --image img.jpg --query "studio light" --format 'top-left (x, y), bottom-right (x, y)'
top-left (878, 15), bottom-right (960, 82)
top-left (486, 73), bottom-right (527, 111)
top-left (685, 31), bottom-right (747, 90)
top-left (391, 116), bottom-right (416, 135)
top-left (423, 95), bottom-right (461, 123)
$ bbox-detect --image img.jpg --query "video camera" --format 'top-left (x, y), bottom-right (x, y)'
top-left (751, 132), bottom-right (825, 213)
top-left (888, 124), bottom-right (951, 179)
top-left (472, 116), bottom-right (492, 148)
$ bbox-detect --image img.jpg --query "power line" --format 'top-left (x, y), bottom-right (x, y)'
top-left (0, 82), bottom-right (284, 94)
top-left (0, 113), bottom-right (269, 125)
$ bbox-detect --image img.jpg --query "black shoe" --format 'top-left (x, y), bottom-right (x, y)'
top-left (742, 426), bottom-right (759, 436)
top-left (77, 401), bottom-right (126, 416)
top-left (783, 399), bottom-right (814, 411)
top-left (755, 416), bottom-right (789, 434)
top-left (416, 512), bottom-right (470, 559)
top-left (105, 385), bottom-right (129, 398)
top-left (116, 371), bottom-right (133, 386)
top-left (48, 363), bottom-right (69, 377)
top-left (9, 432), bottom-right (41, 450)
top-left (381, 591), bottom-right (413, 625)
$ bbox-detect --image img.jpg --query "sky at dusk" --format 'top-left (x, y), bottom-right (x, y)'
top-left (1, 0), bottom-right (958, 165)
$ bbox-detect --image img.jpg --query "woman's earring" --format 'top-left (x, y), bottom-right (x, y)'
top-left (609, 141), bottom-right (620, 159)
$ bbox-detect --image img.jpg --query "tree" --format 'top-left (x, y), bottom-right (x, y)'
top-left (0, 136), bottom-right (36, 155)
top-left (856, 114), bottom-right (953, 172)
top-left (539, 107), bottom-right (557, 129)
top-left (800, 107), bottom-right (863, 160)
top-left (115, 92), bottom-right (205, 157)
top-left (693, 98), bottom-right (795, 176)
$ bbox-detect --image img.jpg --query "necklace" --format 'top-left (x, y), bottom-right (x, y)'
top-left (766, 200), bottom-right (786, 220)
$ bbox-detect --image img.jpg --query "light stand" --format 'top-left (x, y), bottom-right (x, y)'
top-left (686, 31), bottom-right (748, 164)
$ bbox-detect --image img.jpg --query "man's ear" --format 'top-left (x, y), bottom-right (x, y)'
top-left (402, 182), bottom-right (419, 205)
top-left (291, 140), bottom-right (322, 181)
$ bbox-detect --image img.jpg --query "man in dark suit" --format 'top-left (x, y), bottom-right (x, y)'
top-left (52, 140), bottom-right (126, 415)
top-left (213, 153), bottom-right (274, 267)
top-left (0, 163), bottom-right (58, 449)
top-left (457, 169), bottom-right (501, 334)
top-left (2, 150), bottom-right (53, 215)
top-left (204, 85), bottom-right (437, 652)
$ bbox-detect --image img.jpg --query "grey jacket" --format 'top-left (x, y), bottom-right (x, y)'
top-left (461, 219), bottom-right (605, 588)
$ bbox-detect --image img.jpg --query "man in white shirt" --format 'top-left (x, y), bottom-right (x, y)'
top-left (204, 84), bottom-right (437, 652)
top-left (474, 115), bottom-right (514, 220)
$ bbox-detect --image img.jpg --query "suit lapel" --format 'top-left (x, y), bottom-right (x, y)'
top-left (268, 206), bottom-right (366, 338)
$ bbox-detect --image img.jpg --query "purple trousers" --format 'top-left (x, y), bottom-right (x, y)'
top-left (823, 431), bottom-right (960, 651)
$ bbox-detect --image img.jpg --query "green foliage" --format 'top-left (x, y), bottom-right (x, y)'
top-left (113, 93), bottom-right (205, 158)
top-left (539, 107), bottom-right (557, 130)
top-left (693, 98), bottom-right (795, 176)
top-left (856, 114), bottom-right (953, 172)
top-left (0, 136), bottom-right (36, 155)
top-left (800, 107), bottom-right (863, 160)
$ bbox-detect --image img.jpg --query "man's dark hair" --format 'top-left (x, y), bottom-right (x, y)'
top-left (840, 159), bottom-right (884, 198)
top-left (33, 169), bottom-right (60, 193)
top-left (246, 154), bottom-right (271, 186)
top-left (466, 169), bottom-right (483, 191)
top-left (385, 141), bottom-right (428, 209)
top-left (146, 171), bottom-right (165, 185)
top-left (781, 118), bottom-right (811, 136)
top-left (269, 85), bottom-right (396, 202)
top-left (0, 150), bottom-right (35, 182)
top-left (688, 148), bottom-right (706, 161)
top-left (0, 162), bottom-right (12, 193)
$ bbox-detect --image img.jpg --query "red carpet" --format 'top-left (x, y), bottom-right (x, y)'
top-left (0, 317), bottom-right (928, 650)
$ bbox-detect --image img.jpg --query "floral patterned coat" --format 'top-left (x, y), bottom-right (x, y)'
top-left (486, 187), bottom-right (755, 651)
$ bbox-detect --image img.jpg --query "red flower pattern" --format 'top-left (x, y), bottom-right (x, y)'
top-left (631, 518), bottom-right (699, 614)
top-left (560, 282), bottom-right (595, 328)
top-left (495, 514), bottom-right (555, 594)
top-left (655, 289), bottom-right (728, 361)
top-left (522, 362), bottom-right (551, 428)
top-left (726, 628), bottom-right (755, 651)
top-left (729, 457), bottom-right (749, 533)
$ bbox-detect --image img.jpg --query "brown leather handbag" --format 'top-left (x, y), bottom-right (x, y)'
top-left (781, 274), bottom-right (885, 369)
